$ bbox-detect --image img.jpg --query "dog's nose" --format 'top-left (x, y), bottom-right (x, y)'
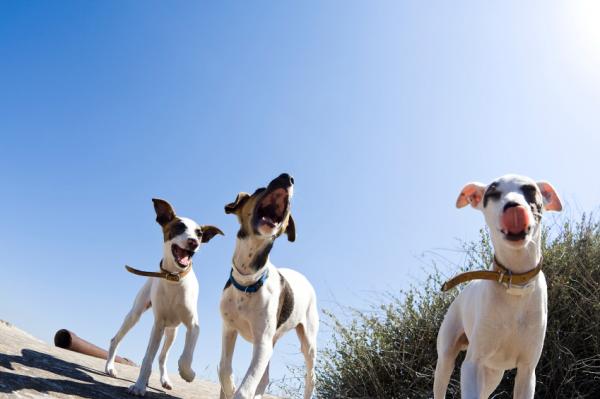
top-left (187, 238), bottom-right (199, 250)
top-left (277, 173), bottom-right (294, 185)
top-left (503, 201), bottom-right (520, 212)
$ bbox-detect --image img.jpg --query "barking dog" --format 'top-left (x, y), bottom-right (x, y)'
top-left (218, 173), bottom-right (319, 399)
top-left (433, 175), bottom-right (562, 399)
top-left (105, 199), bottom-right (223, 396)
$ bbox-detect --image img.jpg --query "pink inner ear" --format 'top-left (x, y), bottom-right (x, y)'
top-left (456, 183), bottom-right (485, 208)
top-left (538, 182), bottom-right (562, 212)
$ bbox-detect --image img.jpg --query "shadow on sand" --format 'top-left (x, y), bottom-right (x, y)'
top-left (0, 349), bottom-right (176, 398)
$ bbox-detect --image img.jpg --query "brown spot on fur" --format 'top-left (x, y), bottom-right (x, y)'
top-left (277, 273), bottom-right (294, 329)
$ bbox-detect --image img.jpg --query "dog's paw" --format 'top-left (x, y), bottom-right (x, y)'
top-left (160, 376), bottom-right (173, 390)
top-left (127, 384), bottom-right (146, 396)
top-left (105, 363), bottom-right (117, 378)
top-left (178, 359), bottom-right (196, 382)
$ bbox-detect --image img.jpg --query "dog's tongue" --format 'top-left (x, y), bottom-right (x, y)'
top-left (502, 206), bottom-right (529, 234)
top-left (174, 246), bottom-right (191, 266)
top-left (179, 256), bottom-right (191, 266)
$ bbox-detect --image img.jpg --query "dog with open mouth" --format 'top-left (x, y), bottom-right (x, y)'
top-left (104, 199), bottom-right (223, 396)
top-left (434, 174), bottom-right (562, 399)
top-left (218, 173), bottom-right (319, 399)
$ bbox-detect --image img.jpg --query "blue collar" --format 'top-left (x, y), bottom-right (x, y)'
top-left (229, 268), bottom-right (269, 293)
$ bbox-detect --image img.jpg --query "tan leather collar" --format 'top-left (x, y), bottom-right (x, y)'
top-left (441, 255), bottom-right (543, 292)
top-left (125, 261), bottom-right (192, 282)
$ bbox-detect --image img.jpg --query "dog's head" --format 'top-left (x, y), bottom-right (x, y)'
top-left (456, 174), bottom-right (562, 249)
top-left (224, 173), bottom-right (296, 243)
top-left (152, 198), bottom-right (223, 269)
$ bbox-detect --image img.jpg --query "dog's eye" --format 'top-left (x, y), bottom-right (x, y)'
top-left (521, 184), bottom-right (540, 205)
top-left (196, 229), bottom-right (203, 238)
top-left (483, 186), bottom-right (501, 207)
top-left (168, 222), bottom-right (187, 239)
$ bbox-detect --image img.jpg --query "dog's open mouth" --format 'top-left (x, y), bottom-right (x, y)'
top-left (503, 230), bottom-right (528, 242)
top-left (171, 244), bottom-right (193, 267)
top-left (255, 188), bottom-right (289, 230)
top-left (501, 206), bottom-right (530, 242)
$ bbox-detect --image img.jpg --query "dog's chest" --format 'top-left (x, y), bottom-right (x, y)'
top-left (220, 287), bottom-right (278, 342)
top-left (472, 291), bottom-right (547, 368)
top-left (151, 278), bottom-right (198, 326)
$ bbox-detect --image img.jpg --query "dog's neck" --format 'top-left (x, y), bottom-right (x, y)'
top-left (232, 235), bottom-right (274, 278)
top-left (491, 228), bottom-right (542, 274)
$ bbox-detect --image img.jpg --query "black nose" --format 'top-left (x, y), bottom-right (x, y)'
top-left (277, 173), bottom-right (294, 185)
top-left (503, 201), bottom-right (520, 212)
top-left (187, 238), bottom-right (199, 250)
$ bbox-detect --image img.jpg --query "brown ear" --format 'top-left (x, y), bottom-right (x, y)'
top-left (152, 198), bottom-right (176, 226)
top-left (285, 214), bottom-right (296, 242)
top-left (201, 225), bottom-right (224, 243)
top-left (225, 192), bottom-right (250, 214)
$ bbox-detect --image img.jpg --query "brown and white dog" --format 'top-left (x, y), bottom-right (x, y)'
top-left (434, 175), bottom-right (562, 399)
top-left (105, 199), bottom-right (223, 396)
top-left (218, 173), bottom-right (319, 399)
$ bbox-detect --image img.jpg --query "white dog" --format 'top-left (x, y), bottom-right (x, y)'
top-left (434, 174), bottom-right (562, 399)
top-left (105, 198), bottom-right (223, 396)
top-left (218, 173), bottom-right (319, 399)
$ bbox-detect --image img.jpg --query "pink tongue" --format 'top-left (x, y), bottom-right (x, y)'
top-left (502, 206), bottom-right (529, 234)
top-left (179, 256), bottom-right (190, 266)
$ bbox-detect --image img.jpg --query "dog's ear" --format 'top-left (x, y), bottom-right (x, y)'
top-left (456, 182), bottom-right (486, 209)
top-left (536, 181), bottom-right (562, 212)
top-left (201, 225), bottom-right (224, 243)
top-left (225, 192), bottom-right (250, 215)
top-left (285, 214), bottom-right (296, 242)
top-left (152, 198), bottom-right (176, 226)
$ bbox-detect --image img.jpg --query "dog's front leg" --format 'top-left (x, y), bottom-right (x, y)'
top-left (513, 366), bottom-right (536, 399)
top-left (460, 360), bottom-right (485, 399)
top-left (235, 336), bottom-right (274, 399)
top-left (461, 360), bottom-right (504, 399)
top-left (128, 322), bottom-right (165, 396)
top-left (178, 319), bottom-right (199, 383)
top-left (219, 325), bottom-right (238, 399)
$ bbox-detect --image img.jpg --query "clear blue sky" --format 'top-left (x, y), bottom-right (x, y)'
top-left (1, 0), bottom-right (599, 393)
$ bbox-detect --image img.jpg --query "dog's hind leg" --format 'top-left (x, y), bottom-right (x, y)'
top-left (219, 325), bottom-right (238, 399)
top-left (105, 278), bottom-right (152, 378)
top-left (158, 327), bottom-right (178, 390)
top-left (434, 306), bottom-right (466, 399)
top-left (481, 367), bottom-right (504, 398)
top-left (296, 319), bottom-right (318, 399)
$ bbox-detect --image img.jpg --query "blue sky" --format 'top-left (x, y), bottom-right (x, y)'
top-left (1, 0), bottom-right (599, 393)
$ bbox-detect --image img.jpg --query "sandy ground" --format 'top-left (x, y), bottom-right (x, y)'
top-left (0, 320), bottom-right (278, 399)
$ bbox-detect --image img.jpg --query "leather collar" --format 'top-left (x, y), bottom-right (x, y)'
top-left (125, 260), bottom-right (192, 282)
top-left (441, 255), bottom-right (543, 292)
top-left (229, 268), bottom-right (269, 293)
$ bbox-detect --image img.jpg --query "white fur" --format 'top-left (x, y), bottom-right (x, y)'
top-left (434, 174), bottom-right (562, 399)
top-left (105, 217), bottom-right (203, 396)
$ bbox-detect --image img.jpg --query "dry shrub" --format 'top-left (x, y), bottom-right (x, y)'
top-left (303, 215), bottom-right (600, 398)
